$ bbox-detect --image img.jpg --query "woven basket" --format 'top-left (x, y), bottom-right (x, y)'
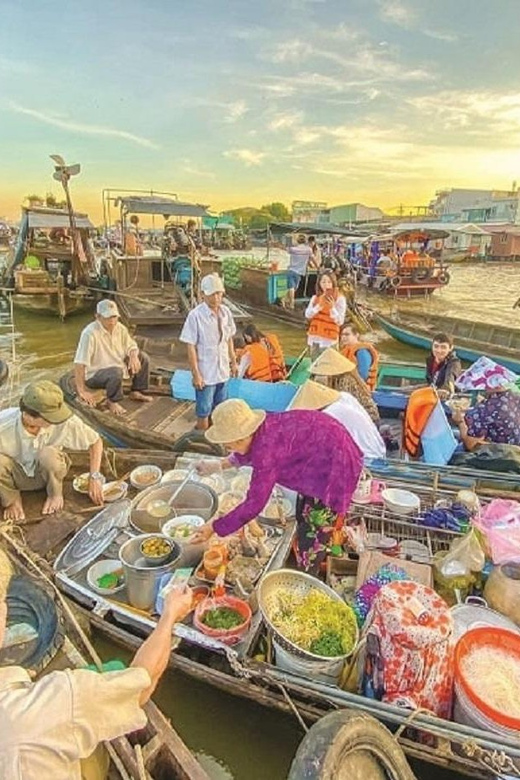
top-left (258, 569), bottom-right (358, 661)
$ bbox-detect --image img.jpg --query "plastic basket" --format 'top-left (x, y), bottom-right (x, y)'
top-left (193, 595), bottom-right (252, 646)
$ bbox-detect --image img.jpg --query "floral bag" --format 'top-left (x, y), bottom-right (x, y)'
top-left (360, 580), bottom-right (454, 718)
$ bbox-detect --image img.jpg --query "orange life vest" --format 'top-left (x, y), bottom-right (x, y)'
top-left (307, 292), bottom-right (341, 342)
top-left (403, 387), bottom-right (437, 457)
top-left (341, 342), bottom-right (379, 391)
top-left (244, 342), bottom-right (274, 382)
top-left (264, 333), bottom-right (286, 382)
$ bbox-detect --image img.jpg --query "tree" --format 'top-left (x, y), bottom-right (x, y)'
top-left (261, 202), bottom-right (290, 222)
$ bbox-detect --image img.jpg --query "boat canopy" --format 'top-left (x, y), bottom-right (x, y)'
top-left (116, 196), bottom-right (210, 218)
top-left (269, 221), bottom-right (368, 239)
top-left (27, 211), bottom-right (93, 230)
top-left (393, 228), bottom-right (450, 241)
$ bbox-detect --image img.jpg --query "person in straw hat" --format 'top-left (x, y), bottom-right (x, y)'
top-left (192, 398), bottom-right (363, 575)
top-left (0, 546), bottom-right (193, 780)
top-left (310, 347), bottom-right (380, 423)
top-left (289, 379), bottom-right (385, 461)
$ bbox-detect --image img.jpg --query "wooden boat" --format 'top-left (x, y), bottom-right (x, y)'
top-left (2, 536), bottom-right (210, 780)
top-left (356, 229), bottom-right (451, 298)
top-left (375, 309), bottom-right (520, 374)
top-left (9, 446), bottom-right (520, 780)
top-left (4, 206), bottom-right (99, 319)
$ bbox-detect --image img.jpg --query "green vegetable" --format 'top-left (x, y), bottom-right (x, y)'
top-left (97, 570), bottom-right (124, 590)
top-left (201, 607), bottom-right (244, 630)
top-left (310, 631), bottom-right (344, 657)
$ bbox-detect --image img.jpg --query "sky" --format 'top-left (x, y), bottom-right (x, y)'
top-left (1, 0), bottom-right (519, 222)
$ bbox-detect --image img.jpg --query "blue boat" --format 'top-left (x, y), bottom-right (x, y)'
top-left (375, 310), bottom-right (520, 374)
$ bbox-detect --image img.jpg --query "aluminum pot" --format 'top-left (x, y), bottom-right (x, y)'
top-left (119, 534), bottom-right (181, 610)
top-left (130, 480), bottom-right (218, 535)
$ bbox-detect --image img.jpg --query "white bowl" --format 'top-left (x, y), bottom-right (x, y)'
top-left (87, 559), bottom-right (125, 596)
top-left (130, 465), bottom-right (162, 491)
top-left (381, 488), bottom-right (420, 516)
top-left (72, 472), bottom-right (91, 494)
top-left (161, 469), bottom-right (189, 484)
top-left (103, 481), bottom-right (128, 503)
top-left (162, 515), bottom-right (205, 541)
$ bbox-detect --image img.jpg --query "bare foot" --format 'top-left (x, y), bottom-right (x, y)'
top-left (42, 495), bottom-right (64, 515)
top-left (106, 400), bottom-right (126, 416)
top-left (128, 391), bottom-right (153, 403)
top-left (4, 500), bottom-right (25, 521)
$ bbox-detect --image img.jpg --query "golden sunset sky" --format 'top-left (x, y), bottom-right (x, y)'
top-left (1, 0), bottom-right (519, 223)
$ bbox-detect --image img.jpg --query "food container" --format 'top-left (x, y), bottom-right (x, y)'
top-left (130, 465), bottom-right (162, 491)
top-left (102, 481), bottom-right (128, 503)
top-left (259, 497), bottom-right (292, 524)
top-left (218, 491), bottom-right (245, 515)
top-left (203, 548), bottom-right (225, 580)
top-left (162, 515), bottom-right (205, 566)
top-left (119, 534), bottom-right (180, 610)
top-left (484, 563), bottom-right (520, 626)
top-left (140, 535), bottom-right (175, 565)
top-left (450, 602), bottom-right (520, 642)
top-left (73, 472), bottom-right (105, 494)
top-left (193, 595), bottom-right (252, 645)
top-left (87, 559), bottom-right (125, 596)
top-left (399, 540), bottom-right (430, 563)
top-left (382, 488), bottom-right (420, 516)
top-left (131, 481), bottom-right (218, 534)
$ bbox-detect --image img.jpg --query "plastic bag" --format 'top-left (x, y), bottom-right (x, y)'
top-left (437, 528), bottom-right (485, 579)
top-left (473, 499), bottom-right (520, 564)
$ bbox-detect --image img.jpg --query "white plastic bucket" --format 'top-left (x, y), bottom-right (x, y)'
top-left (453, 680), bottom-right (520, 739)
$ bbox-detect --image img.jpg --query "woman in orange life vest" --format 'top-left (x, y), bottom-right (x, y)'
top-left (238, 324), bottom-right (287, 382)
top-left (304, 271), bottom-right (347, 362)
top-left (339, 323), bottom-right (380, 391)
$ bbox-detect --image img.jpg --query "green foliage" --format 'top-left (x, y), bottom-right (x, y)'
top-left (222, 202), bottom-right (291, 229)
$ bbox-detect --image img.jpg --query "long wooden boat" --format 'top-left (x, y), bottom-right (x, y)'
top-left (9, 447), bottom-right (520, 780)
top-left (2, 534), bottom-right (210, 780)
top-left (375, 309), bottom-right (520, 374)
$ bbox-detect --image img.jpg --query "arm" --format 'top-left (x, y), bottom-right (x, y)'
top-left (88, 437), bottom-right (104, 505)
top-left (213, 467), bottom-right (277, 536)
top-left (130, 587), bottom-right (192, 705)
top-left (441, 358), bottom-right (462, 394)
top-left (330, 295), bottom-right (347, 326)
top-left (228, 338), bottom-right (238, 377)
top-left (304, 296), bottom-right (321, 320)
top-left (238, 352), bottom-right (251, 378)
top-left (457, 419), bottom-right (486, 452)
top-left (186, 343), bottom-right (204, 389)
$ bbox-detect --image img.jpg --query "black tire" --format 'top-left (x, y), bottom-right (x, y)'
top-left (288, 710), bottom-right (417, 780)
top-left (438, 271), bottom-right (450, 285)
top-left (171, 429), bottom-right (225, 456)
top-left (411, 267), bottom-right (433, 282)
top-left (390, 275), bottom-right (402, 288)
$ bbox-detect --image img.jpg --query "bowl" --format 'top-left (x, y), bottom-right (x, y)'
top-left (102, 481), bottom-right (128, 503)
top-left (161, 469), bottom-right (189, 485)
top-left (218, 491), bottom-right (245, 515)
top-left (73, 472), bottom-right (92, 494)
top-left (87, 559), bottom-right (125, 596)
top-left (381, 488), bottom-right (420, 516)
top-left (162, 514), bottom-right (205, 541)
top-left (146, 499), bottom-right (174, 520)
top-left (139, 534), bottom-right (175, 565)
top-left (130, 465), bottom-right (162, 491)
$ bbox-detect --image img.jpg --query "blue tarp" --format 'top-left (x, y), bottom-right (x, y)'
top-left (421, 401), bottom-right (458, 466)
top-left (171, 370), bottom-right (297, 412)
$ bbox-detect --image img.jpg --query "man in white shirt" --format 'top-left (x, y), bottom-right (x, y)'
top-left (0, 381), bottom-right (104, 521)
top-left (289, 379), bottom-right (386, 461)
top-left (179, 274), bottom-right (237, 430)
top-left (0, 548), bottom-right (193, 780)
top-left (283, 234), bottom-right (313, 310)
top-left (74, 299), bottom-right (151, 417)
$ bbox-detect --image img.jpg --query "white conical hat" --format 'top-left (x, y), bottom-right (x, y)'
top-left (288, 380), bottom-right (340, 410)
top-left (310, 348), bottom-right (356, 377)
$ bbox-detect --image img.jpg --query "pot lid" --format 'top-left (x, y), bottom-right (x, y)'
top-left (54, 500), bottom-right (132, 576)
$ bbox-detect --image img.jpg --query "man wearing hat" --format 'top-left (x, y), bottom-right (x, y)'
top-left (0, 381), bottom-right (104, 521)
top-left (289, 379), bottom-right (386, 461)
top-left (180, 273), bottom-right (237, 430)
top-left (74, 299), bottom-right (151, 416)
top-left (310, 347), bottom-right (380, 422)
top-left (192, 398), bottom-right (363, 575)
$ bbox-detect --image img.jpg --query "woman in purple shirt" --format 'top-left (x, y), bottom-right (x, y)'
top-left (192, 399), bottom-right (363, 575)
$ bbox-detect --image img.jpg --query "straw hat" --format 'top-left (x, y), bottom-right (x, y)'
top-left (310, 348), bottom-right (356, 377)
top-left (289, 380), bottom-right (340, 411)
top-left (205, 399), bottom-right (266, 444)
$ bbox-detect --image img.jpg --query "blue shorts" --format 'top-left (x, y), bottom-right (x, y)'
top-left (286, 270), bottom-right (301, 290)
top-left (195, 382), bottom-right (228, 419)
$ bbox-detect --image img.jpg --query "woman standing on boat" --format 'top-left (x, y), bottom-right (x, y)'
top-left (238, 324), bottom-right (286, 382)
top-left (304, 271), bottom-right (346, 361)
top-left (192, 399), bottom-right (363, 575)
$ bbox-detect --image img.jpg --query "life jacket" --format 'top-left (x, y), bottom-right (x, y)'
top-left (360, 580), bottom-right (454, 718)
top-left (264, 333), bottom-right (286, 382)
top-left (307, 292), bottom-right (341, 341)
top-left (244, 342), bottom-right (273, 382)
top-left (341, 343), bottom-right (379, 391)
top-left (403, 387), bottom-right (437, 457)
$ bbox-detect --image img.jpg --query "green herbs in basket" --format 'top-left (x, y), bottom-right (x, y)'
top-left (201, 607), bottom-right (244, 630)
top-left (271, 589), bottom-right (357, 657)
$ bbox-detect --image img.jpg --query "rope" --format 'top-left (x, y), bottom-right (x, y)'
top-left (275, 681), bottom-right (309, 733)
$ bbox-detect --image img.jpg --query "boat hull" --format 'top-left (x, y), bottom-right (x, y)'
top-left (12, 292), bottom-right (94, 318)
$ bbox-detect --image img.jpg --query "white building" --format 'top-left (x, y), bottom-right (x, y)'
top-left (430, 187), bottom-right (520, 224)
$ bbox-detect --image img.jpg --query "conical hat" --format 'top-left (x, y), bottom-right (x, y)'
top-left (310, 348), bottom-right (356, 377)
top-left (288, 380), bottom-right (340, 411)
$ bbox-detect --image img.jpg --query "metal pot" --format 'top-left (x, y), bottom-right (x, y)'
top-left (130, 480), bottom-right (218, 535)
top-left (119, 534), bottom-right (181, 610)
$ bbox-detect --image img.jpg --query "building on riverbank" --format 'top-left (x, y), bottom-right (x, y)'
top-left (430, 187), bottom-right (520, 224)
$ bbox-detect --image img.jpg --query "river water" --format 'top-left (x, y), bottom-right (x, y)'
top-left (2, 263), bottom-right (518, 778)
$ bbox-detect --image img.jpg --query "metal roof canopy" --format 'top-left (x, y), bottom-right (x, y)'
top-left (116, 196), bottom-right (210, 218)
top-left (27, 211), bottom-right (93, 230)
top-left (269, 221), bottom-right (368, 239)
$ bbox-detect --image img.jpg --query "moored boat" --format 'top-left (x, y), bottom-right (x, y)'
top-left (375, 309), bottom-right (520, 374)
top-left (6, 446), bottom-right (520, 780)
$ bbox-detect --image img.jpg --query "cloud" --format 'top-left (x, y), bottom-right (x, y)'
top-left (181, 162), bottom-right (216, 179)
top-left (223, 100), bottom-right (248, 123)
top-left (0, 57), bottom-right (37, 75)
top-left (223, 149), bottom-right (266, 166)
top-left (267, 40), bottom-right (308, 64)
top-left (423, 29), bottom-right (459, 42)
top-left (268, 111), bottom-right (303, 131)
top-left (378, 0), bottom-right (415, 26)
top-left (188, 98), bottom-right (248, 123)
top-left (229, 26), bottom-right (266, 41)
top-left (8, 102), bottom-right (159, 149)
